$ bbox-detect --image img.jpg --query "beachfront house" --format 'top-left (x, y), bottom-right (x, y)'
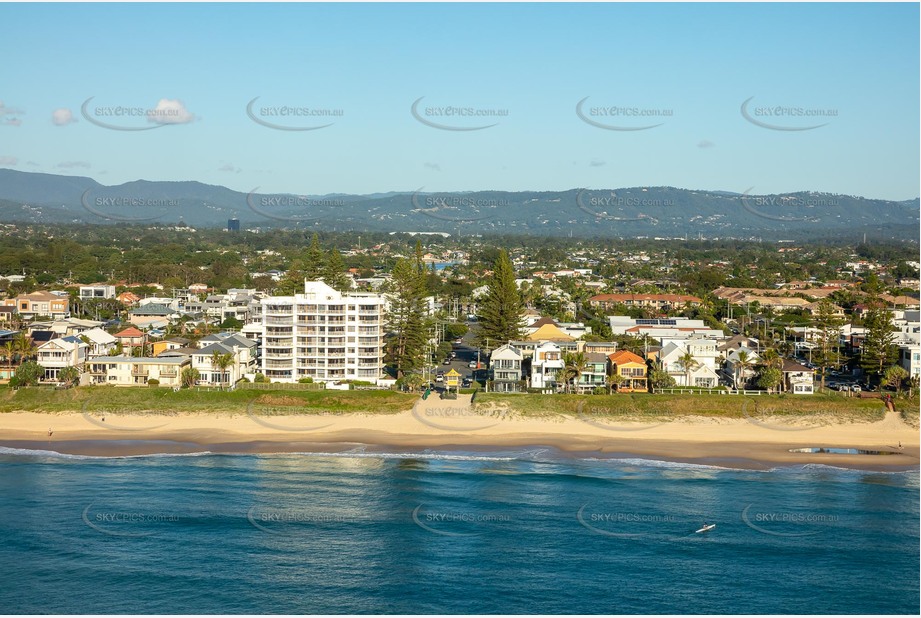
top-left (659, 339), bottom-right (721, 388)
top-left (724, 346), bottom-right (761, 389)
top-left (575, 352), bottom-right (609, 393)
top-left (530, 341), bottom-right (564, 390)
top-left (781, 359), bottom-right (815, 394)
top-left (608, 350), bottom-right (649, 392)
top-left (81, 327), bottom-right (117, 357)
top-left (191, 334), bottom-right (259, 386)
top-left (489, 344), bottom-right (523, 392)
top-left (85, 356), bottom-right (190, 387)
top-left (2, 291), bottom-right (70, 321)
top-left (35, 335), bottom-right (89, 381)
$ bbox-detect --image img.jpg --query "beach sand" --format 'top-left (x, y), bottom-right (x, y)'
top-left (0, 394), bottom-right (917, 470)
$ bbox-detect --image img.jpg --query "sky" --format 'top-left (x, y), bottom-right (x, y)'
top-left (0, 2), bottom-right (918, 200)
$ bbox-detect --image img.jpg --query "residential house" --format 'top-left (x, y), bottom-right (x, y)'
top-left (79, 285), bottom-right (116, 300)
top-left (576, 352), bottom-right (609, 393)
top-left (36, 336), bottom-right (89, 381)
top-left (608, 350), bottom-right (648, 392)
top-left (489, 344), bottom-right (523, 393)
top-left (898, 343), bottom-right (920, 380)
top-left (81, 328), bottom-right (117, 357)
top-left (724, 346), bottom-right (761, 389)
top-left (85, 356), bottom-right (190, 387)
top-left (589, 293), bottom-right (701, 311)
top-left (781, 359), bottom-right (815, 394)
top-left (3, 291), bottom-right (70, 320)
top-left (152, 337), bottom-right (191, 357)
top-left (191, 334), bottom-right (258, 385)
top-left (660, 339), bottom-right (722, 388)
top-left (113, 327), bottom-right (146, 350)
top-left (530, 341), bottom-right (564, 390)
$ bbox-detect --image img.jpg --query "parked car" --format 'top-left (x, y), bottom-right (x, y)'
top-left (461, 378), bottom-right (472, 387)
top-left (850, 384), bottom-right (862, 393)
top-left (449, 351), bottom-right (457, 359)
top-left (468, 361), bottom-right (477, 368)
top-left (455, 338), bottom-right (463, 344)
top-left (435, 374), bottom-right (444, 383)
top-left (443, 359), bottom-right (451, 365)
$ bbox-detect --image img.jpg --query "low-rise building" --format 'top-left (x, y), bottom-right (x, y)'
top-left (86, 356), bottom-right (190, 387)
top-left (609, 350), bottom-right (648, 392)
top-left (36, 335), bottom-right (89, 381)
top-left (489, 344), bottom-right (523, 393)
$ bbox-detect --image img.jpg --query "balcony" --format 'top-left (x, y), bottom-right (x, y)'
top-left (131, 368), bottom-right (149, 377)
top-left (160, 370), bottom-right (178, 378)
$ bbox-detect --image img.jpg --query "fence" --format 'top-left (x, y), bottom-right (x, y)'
top-left (652, 388), bottom-right (763, 395)
top-left (236, 381), bottom-right (326, 391)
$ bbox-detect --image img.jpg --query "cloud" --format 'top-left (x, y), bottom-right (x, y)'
top-left (424, 162), bottom-right (441, 172)
top-left (589, 159), bottom-right (606, 167)
top-left (218, 163), bottom-right (241, 173)
top-left (697, 140), bottom-right (716, 149)
top-left (52, 108), bottom-right (77, 126)
top-left (56, 160), bottom-right (92, 169)
top-left (0, 156), bottom-right (18, 166)
top-left (0, 101), bottom-right (24, 126)
top-left (147, 99), bottom-right (195, 125)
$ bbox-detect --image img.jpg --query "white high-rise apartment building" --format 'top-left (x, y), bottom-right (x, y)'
top-left (260, 281), bottom-right (385, 383)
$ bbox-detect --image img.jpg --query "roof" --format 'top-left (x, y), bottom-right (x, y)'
top-left (782, 359), bottom-right (813, 373)
top-left (526, 323), bottom-right (575, 342)
top-left (129, 304), bottom-right (176, 316)
top-left (90, 356), bottom-right (190, 365)
top-left (589, 293), bottom-right (701, 303)
top-left (609, 350), bottom-right (646, 365)
top-left (529, 316), bottom-right (559, 328)
top-left (195, 342), bottom-right (236, 356)
top-left (114, 327), bottom-right (144, 338)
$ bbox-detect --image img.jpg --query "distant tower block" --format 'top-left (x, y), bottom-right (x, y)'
top-left (228, 218), bottom-right (240, 232)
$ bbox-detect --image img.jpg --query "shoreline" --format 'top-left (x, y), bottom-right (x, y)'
top-left (1, 408), bottom-right (918, 472)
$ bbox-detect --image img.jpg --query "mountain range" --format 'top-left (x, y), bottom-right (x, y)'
top-left (0, 168), bottom-right (917, 241)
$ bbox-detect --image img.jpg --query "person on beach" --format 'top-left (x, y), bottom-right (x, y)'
top-left (47, 428), bottom-right (53, 437)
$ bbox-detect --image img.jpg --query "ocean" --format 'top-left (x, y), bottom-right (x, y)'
top-left (0, 446), bottom-right (917, 614)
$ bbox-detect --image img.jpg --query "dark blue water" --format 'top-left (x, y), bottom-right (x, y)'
top-left (0, 447), bottom-right (917, 614)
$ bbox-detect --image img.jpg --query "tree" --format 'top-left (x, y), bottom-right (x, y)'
top-left (881, 365), bottom-right (909, 396)
top-left (11, 360), bottom-right (43, 387)
top-left (14, 332), bottom-right (35, 364)
top-left (181, 367), bottom-right (200, 388)
top-left (210, 351), bottom-right (234, 388)
top-left (677, 351), bottom-right (699, 387)
top-left (734, 351), bottom-right (753, 389)
top-left (477, 250), bottom-right (524, 346)
top-left (385, 258), bottom-right (428, 379)
top-left (303, 233), bottom-right (326, 281)
top-left (59, 366), bottom-right (80, 387)
top-left (322, 249), bottom-right (350, 291)
top-left (1, 341), bottom-right (15, 375)
top-left (563, 351), bottom-right (587, 394)
top-left (811, 300), bottom-right (844, 391)
top-left (756, 367), bottom-right (782, 393)
top-left (606, 372), bottom-right (626, 394)
top-left (219, 316), bottom-right (244, 330)
top-left (860, 305), bottom-right (897, 383)
top-left (648, 365), bottom-right (676, 390)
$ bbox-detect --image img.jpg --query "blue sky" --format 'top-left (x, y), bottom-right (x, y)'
top-left (1, 2), bottom-right (918, 200)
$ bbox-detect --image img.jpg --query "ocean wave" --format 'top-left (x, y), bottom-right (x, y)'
top-left (0, 446), bottom-right (215, 461)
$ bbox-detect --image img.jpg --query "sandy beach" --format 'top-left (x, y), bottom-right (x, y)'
top-left (1, 393), bottom-right (917, 470)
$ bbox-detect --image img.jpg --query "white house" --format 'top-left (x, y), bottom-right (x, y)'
top-left (79, 285), bottom-right (117, 300)
top-left (192, 334), bottom-right (258, 386)
top-left (724, 346), bottom-right (761, 389)
top-left (781, 359), bottom-right (815, 394)
top-left (35, 335), bottom-right (89, 381)
top-left (81, 327), bottom-right (117, 357)
top-left (530, 341), bottom-right (564, 390)
top-left (489, 343), bottom-right (523, 392)
top-left (898, 343), bottom-right (920, 380)
top-left (85, 356), bottom-right (190, 387)
top-left (659, 339), bottom-right (721, 387)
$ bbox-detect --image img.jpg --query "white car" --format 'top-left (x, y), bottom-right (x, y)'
top-left (468, 361), bottom-right (477, 368)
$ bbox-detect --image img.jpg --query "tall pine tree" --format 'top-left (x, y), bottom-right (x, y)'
top-left (385, 258), bottom-right (428, 378)
top-left (860, 302), bottom-right (897, 382)
top-left (322, 248), bottom-right (350, 291)
top-left (477, 250), bottom-right (524, 347)
top-left (303, 233), bottom-right (326, 281)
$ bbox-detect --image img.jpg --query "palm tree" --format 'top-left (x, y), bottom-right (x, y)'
top-left (606, 372), bottom-right (626, 394)
top-left (181, 366), bottom-right (200, 388)
top-left (14, 332), bottom-right (35, 365)
top-left (735, 350), bottom-right (753, 390)
top-left (563, 352), bottom-right (587, 394)
top-left (760, 348), bottom-right (783, 392)
top-left (211, 351), bottom-right (234, 388)
top-left (1, 341), bottom-right (15, 378)
top-left (676, 351), bottom-right (699, 388)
